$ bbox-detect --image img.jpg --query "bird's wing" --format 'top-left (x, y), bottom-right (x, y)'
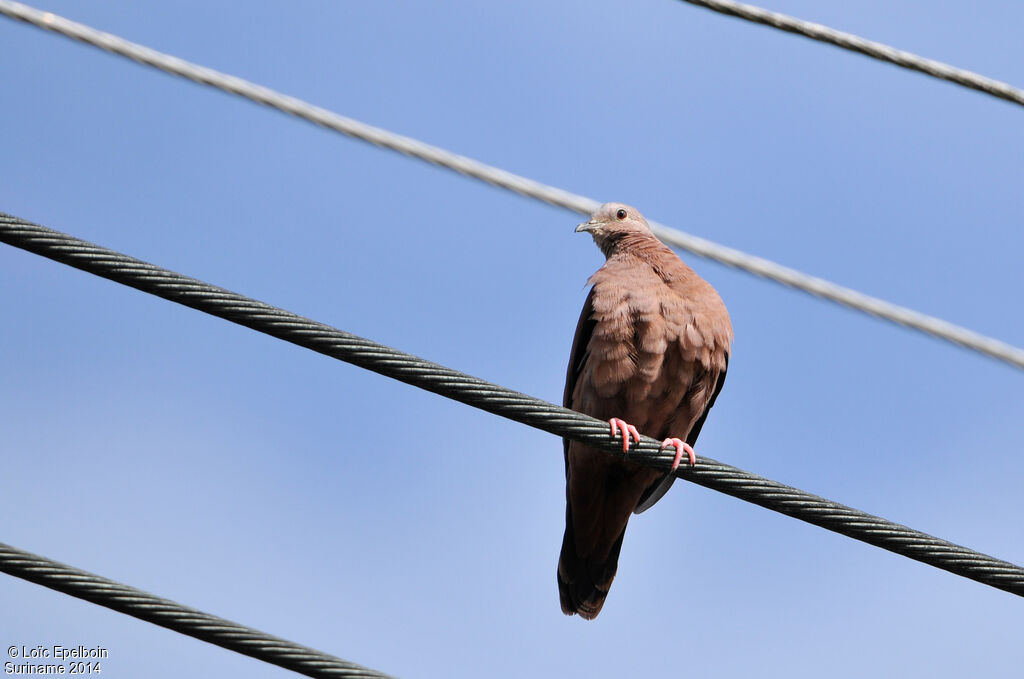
top-left (633, 355), bottom-right (728, 515)
top-left (563, 287), bottom-right (598, 471)
top-left (684, 352), bottom-right (729, 449)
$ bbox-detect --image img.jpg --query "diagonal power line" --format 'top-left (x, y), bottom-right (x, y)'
top-left (1, 0), bottom-right (1022, 370)
top-left (0, 542), bottom-right (396, 679)
top-left (676, 0), bottom-right (1024, 107)
top-left (2, 210), bottom-right (1023, 599)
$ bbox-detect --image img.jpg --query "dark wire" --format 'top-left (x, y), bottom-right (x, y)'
top-left (0, 542), bottom-right (396, 679)
top-left (2, 210), bottom-right (1022, 607)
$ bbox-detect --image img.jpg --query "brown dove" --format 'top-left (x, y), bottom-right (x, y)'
top-left (558, 202), bottom-right (732, 619)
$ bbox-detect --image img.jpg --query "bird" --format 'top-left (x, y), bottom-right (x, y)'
top-left (558, 202), bottom-right (733, 620)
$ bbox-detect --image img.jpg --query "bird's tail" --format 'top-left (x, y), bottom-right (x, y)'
top-left (557, 507), bottom-right (626, 620)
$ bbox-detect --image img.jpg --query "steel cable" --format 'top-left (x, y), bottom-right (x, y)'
top-left (1, 0), bottom-right (1021, 369)
top-left (0, 543), bottom-right (395, 679)
top-left (2, 210), bottom-right (1022, 599)
top-left (677, 0), bottom-right (1024, 107)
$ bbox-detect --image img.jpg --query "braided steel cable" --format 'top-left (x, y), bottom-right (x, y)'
top-left (2, 211), bottom-right (1022, 598)
top-left (678, 0), bottom-right (1024, 107)
top-left (1, 1), bottom-right (1022, 370)
top-left (0, 542), bottom-right (395, 679)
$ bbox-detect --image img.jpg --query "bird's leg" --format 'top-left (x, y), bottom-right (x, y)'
top-left (608, 418), bottom-right (641, 453)
top-left (660, 438), bottom-right (696, 470)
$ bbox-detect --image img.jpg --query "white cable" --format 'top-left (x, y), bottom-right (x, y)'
top-left (1, 0), bottom-right (1021, 369)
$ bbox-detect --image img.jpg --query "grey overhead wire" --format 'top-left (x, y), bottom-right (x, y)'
top-left (0, 0), bottom-right (593, 215)
top-left (677, 0), bottom-right (1024, 107)
top-left (2, 210), bottom-right (1023, 599)
top-left (1, 1), bottom-right (1022, 370)
top-left (635, 224), bottom-right (1024, 369)
top-left (0, 542), bottom-right (395, 679)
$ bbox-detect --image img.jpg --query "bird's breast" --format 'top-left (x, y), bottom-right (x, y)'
top-left (574, 255), bottom-right (731, 425)
top-left (577, 287), bottom-right (701, 425)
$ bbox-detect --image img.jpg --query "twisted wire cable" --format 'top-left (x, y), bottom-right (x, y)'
top-left (2, 210), bottom-right (1022, 598)
top-left (678, 0), bottom-right (1024, 107)
top-left (1, 0), bottom-right (1021, 370)
top-left (0, 542), bottom-right (395, 679)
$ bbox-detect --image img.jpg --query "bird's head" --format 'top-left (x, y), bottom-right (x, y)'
top-left (575, 202), bottom-right (653, 255)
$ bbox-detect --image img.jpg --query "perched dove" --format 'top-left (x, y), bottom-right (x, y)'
top-left (558, 202), bottom-right (733, 619)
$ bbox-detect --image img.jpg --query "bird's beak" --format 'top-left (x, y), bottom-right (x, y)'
top-left (575, 220), bottom-right (600, 234)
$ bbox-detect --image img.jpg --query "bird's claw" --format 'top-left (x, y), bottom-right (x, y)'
top-left (609, 418), bottom-right (641, 453)
top-left (660, 437), bottom-right (696, 471)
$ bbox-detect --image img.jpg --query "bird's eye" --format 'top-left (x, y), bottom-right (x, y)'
top-left (616, 209), bottom-right (627, 220)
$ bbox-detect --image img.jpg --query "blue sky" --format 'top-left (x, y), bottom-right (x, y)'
top-left (1, 1), bottom-right (1022, 676)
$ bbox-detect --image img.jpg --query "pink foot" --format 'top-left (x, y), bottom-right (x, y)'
top-left (660, 437), bottom-right (696, 470)
top-left (609, 418), bottom-right (641, 453)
